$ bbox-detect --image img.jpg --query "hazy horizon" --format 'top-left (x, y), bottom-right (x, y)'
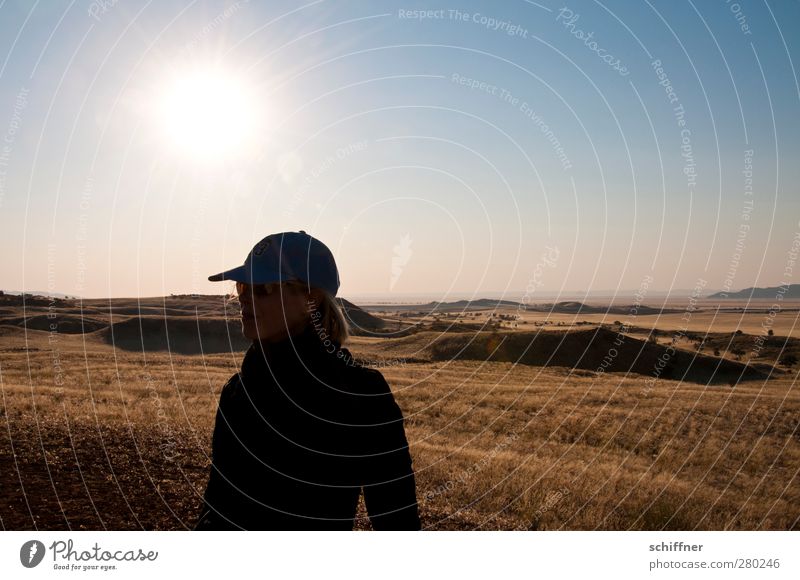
top-left (4, 284), bottom-right (795, 303)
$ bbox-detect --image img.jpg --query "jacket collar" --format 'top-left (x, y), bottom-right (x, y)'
top-left (241, 323), bottom-right (335, 378)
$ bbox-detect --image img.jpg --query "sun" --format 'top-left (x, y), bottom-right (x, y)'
top-left (157, 67), bottom-right (261, 159)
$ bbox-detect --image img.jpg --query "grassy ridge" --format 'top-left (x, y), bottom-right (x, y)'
top-left (1, 328), bottom-right (797, 530)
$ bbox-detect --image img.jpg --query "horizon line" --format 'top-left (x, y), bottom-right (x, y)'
top-left (3, 286), bottom-right (794, 302)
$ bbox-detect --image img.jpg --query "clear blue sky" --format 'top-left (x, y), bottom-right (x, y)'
top-left (1, 0), bottom-right (798, 299)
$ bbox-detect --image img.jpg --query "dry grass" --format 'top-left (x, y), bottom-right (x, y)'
top-left (0, 296), bottom-right (798, 530)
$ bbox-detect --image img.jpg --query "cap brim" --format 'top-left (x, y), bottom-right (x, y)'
top-left (208, 265), bottom-right (248, 282)
top-left (208, 264), bottom-right (286, 285)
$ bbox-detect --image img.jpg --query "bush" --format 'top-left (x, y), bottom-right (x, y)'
top-left (779, 354), bottom-right (797, 368)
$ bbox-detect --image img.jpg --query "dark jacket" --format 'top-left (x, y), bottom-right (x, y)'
top-left (194, 324), bottom-right (421, 530)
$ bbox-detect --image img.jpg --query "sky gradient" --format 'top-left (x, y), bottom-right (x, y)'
top-left (1, 0), bottom-right (798, 300)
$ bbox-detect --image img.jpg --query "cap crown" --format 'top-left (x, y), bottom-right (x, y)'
top-left (209, 230), bottom-right (340, 296)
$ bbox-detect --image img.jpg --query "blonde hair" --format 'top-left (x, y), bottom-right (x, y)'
top-left (310, 287), bottom-right (350, 346)
top-left (229, 280), bottom-right (350, 346)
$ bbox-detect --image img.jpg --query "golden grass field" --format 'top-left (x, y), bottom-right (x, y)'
top-left (0, 293), bottom-right (798, 530)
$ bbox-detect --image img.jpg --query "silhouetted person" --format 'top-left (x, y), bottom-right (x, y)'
top-left (195, 231), bottom-right (421, 530)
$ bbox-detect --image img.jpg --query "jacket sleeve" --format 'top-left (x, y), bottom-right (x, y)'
top-left (360, 370), bottom-right (421, 531)
top-left (194, 375), bottom-right (241, 531)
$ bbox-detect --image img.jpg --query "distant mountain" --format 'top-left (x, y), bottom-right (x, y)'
top-left (430, 298), bottom-right (523, 309)
top-left (337, 298), bottom-right (387, 334)
top-left (527, 301), bottom-right (681, 315)
top-left (356, 298), bottom-right (680, 315)
top-left (707, 284), bottom-right (800, 299)
top-left (358, 298), bottom-right (524, 312)
top-left (1, 289), bottom-right (75, 299)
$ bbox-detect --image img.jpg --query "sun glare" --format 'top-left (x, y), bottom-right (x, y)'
top-left (157, 68), bottom-right (261, 159)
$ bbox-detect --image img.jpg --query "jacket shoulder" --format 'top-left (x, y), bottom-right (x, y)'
top-left (219, 371), bottom-right (243, 403)
top-left (336, 359), bottom-right (405, 422)
top-left (333, 350), bottom-right (393, 395)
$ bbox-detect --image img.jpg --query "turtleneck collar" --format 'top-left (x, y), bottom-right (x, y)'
top-left (264, 323), bottom-right (324, 354)
top-left (241, 323), bottom-right (336, 376)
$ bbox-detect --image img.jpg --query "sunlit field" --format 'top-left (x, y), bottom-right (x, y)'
top-left (1, 294), bottom-right (798, 530)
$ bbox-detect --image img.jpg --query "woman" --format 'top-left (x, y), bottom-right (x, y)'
top-left (194, 230), bottom-right (421, 530)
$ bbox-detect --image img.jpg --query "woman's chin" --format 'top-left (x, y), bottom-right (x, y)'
top-left (241, 320), bottom-right (258, 340)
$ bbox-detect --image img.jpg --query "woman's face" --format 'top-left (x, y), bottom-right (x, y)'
top-left (236, 281), bottom-right (322, 342)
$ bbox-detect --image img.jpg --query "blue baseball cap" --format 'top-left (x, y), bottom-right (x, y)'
top-left (208, 230), bottom-right (340, 296)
